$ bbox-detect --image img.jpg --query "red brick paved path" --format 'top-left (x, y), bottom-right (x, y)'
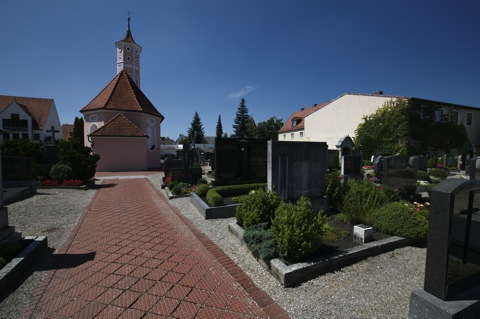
top-left (22, 178), bottom-right (288, 318)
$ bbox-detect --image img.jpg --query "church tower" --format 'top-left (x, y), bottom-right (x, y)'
top-left (115, 16), bottom-right (142, 87)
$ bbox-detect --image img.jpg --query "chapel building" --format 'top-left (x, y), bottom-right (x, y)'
top-left (80, 17), bottom-right (164, 171)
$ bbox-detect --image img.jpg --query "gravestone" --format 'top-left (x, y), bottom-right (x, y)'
top-left (409, 178), bottom-right (480, 318)
top-left (382, 155), bottom-right (417, 199)
top-left (341, 155), bottom-right (362, 182)
top-left (214, 138), bottom-right (267, 185)
top-left (409, 156), bottom-right (427, 172)
top-left (268, 141), bottom-right (328, 212)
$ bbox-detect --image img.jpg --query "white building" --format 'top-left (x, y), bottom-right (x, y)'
top-left (0, 95), bottom-right (63, 142)
top-left (279, 91), bottom-right (480, 151)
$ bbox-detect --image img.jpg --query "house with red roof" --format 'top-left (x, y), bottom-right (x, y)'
top-left (0, 95), bottom-right (63, 143)
top-left (279, 91), bottom-right (480, 153)
top-left (80, 17), bottom-right (164, 171)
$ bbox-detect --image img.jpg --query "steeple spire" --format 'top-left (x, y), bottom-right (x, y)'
top-left (115, 13), bottom-right (142, 87)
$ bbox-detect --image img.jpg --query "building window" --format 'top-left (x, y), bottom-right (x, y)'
top-left (3, 133), bottom-right (9, 140)
top-left (435, 109), bottom-right (443, 123)
top-left (300, 132), bottom-right (304, 139)
top-left (33, 133), bottom-right (40, 140)
top-left (283, 134), bottom-right (286, 140)
top-left (21, 133), bottom-right (29, 139)
top-left (450, 111), bottom-right (459, 124)
top-left (290, 133), bottom-right (294, 140)
top-left (467, 113), bottom-right (473, 126)
top-left (12, 133), bottom-right (19, 139)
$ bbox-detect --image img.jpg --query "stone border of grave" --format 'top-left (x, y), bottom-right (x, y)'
top-left (0, 236), bottom-right (48, 292)
top-left (190, 192), bottom-right (241, 219)
top-left (228, 222), bottom-right (410, 287)
top-left (164, 187), bottom-right (191, 200)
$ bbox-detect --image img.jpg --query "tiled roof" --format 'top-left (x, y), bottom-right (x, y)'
top-left (0, 95), bottom-right (54, 130)
top-left (61, 124), bottom-right (73, 140)
top-left (80, 70), bottom-right (164, 120)
top-left (278, 102), bottom-right (329, 133)
top-left (89, 113), bottom-right (147, 137)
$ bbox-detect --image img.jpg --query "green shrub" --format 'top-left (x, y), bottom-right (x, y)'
top-left (49, 164), bottom-right (74, 183)
top-left (236, 188), bottom-right (282, 228)
top-left (417, 170), bottom-right (430, 182)
top-left (326, 170), bottom-right (349, 212)
top-left (381, 184), bottom-right (401, 202)
top-left (271, 196), bottom-right (327, 262)
top-left (197, 178), bottom-right (208, 185)
top-left (215, 183), bottom-right (266, 197)
top-left (168, 180), bottom-right (179, 189)
top-left (196, 184), bottom-right (209, 197)
top-left (429, 168), bottom-right (448, 180)
top-left (370, 201), bottom-right (428, 242)
top-left (171, 185), bottom-right (182, 195)
top-left (427, 158), bottom-right (436, 168)
top-left (206, 189), bottom-right (224, 206)
top-left (340, 180), bottom-right (388, 225)
top-left (243, 223), bottom-right (280, 262)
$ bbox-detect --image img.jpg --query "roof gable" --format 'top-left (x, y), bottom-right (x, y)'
top-left (90, 113), bottom-right (147, 137)
top-left (278, 102), bottom-right (329, 133)
top-left (80, 71), bottom-right (164, 120)
top-left (0, 95), bottom-right (54, 130)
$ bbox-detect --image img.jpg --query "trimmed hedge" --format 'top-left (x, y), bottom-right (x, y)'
top-left (196, 184), bottom-right (209, 197)
top-left (370, 201), bottom-right (428, 243)
top-left (205, 183), bottom-right (266, 207)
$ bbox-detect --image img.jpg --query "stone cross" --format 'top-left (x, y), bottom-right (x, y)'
top-left (46, 125), bottom-right (59, 142)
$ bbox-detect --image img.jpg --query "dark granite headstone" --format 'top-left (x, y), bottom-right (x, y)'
top-left (268, 141), bottom-right (328, 211)
top-left (214, 138), bottom-right (267, 185)
top-left (341, 155), bottom-right (362, 178)
top-left (382, 155), bottom-right (417, 197)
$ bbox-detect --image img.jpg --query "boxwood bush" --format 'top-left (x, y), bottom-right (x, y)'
top-left (49, 164), bottom-right (74, 183)
top-left (236, 188), bottom-right (282, 228)
top-left (370, 201), bottom-right (428, 243)
top-left (196, 184), bottom-right (209, 197)
top-left (206, 189), bottom-right (224, 207)
top-left (271, 196), bottom-right (327, 262)
top-left (417, 170), bottom-right (430, 182)
top-left (429, 168), bottom-right (448, 180)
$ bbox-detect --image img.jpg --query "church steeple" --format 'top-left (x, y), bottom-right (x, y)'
top-left (115, 14), bottom-right (142, 87)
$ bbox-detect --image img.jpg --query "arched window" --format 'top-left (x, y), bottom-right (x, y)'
top-left (147, 125), bottom-right (156, 151)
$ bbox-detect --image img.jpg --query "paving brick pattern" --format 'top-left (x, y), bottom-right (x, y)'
top-left (22, 178), bottom-right (288, 318)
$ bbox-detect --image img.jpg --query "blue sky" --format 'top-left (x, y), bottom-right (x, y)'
top-left (2, 1), bottom-right (480, 139)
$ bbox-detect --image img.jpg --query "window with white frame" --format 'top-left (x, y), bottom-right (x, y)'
top-left (435, 109), bottom-right (443, 123)
top-left (300, 131), bottom-right (304, 139)
top-left (467, 113), bottom-right (473, 126)
top-left (290, 133), bottom-right (294, 140)
top-left (283, 134), bottom-right (286, 140)
top-left (450, 111), bottom-right (459, 124)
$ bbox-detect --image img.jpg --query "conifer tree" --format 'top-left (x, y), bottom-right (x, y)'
top-left (187, 111), bottom-right (206, 143)
top-left (232, 98), bottom-right (252, 138)
top-left (72, 117), bottom-right (84, 145)
top-left (216, 115), bottom-right (224, 139)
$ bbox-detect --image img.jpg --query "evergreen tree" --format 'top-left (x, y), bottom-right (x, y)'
top-left (187, 111), bottom-right (206, 143)
top-left (72, 117), bottom-right (84, 145)
top-left (216, 115), bottom-right (224, 139)
top-left (232, 98), bottom-right (252, 138)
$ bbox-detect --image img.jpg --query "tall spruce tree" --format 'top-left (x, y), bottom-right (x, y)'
top-left (187, 111), bottom-right (206, 143)
top-left (216, 115), bottom-right (224, 139)
top-left (232, 98), bottom-right (252, 138)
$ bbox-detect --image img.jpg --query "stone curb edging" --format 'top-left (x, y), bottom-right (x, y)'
top-left (149, 180), bottom-right (289, 319)
top-left (228, 222), bottom-right (410, 287)
top-left (0, 236), bottom-right (48, 292)
top-left (190, 192), bottom-right (241, 219)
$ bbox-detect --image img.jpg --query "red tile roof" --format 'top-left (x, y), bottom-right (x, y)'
top-left (61, 124), bottom-right (74, 140)
top-left (0, 95), bottom-right (54, 130)
top-left (278, 102), bottom-right (329, 133)
top-left (80, 70), bottom-right (164, 120)
top-left (89, 113), bottom-right (147, 137)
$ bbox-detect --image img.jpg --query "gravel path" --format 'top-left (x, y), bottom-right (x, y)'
top-left (0, 175), bottom-right (426, 318)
